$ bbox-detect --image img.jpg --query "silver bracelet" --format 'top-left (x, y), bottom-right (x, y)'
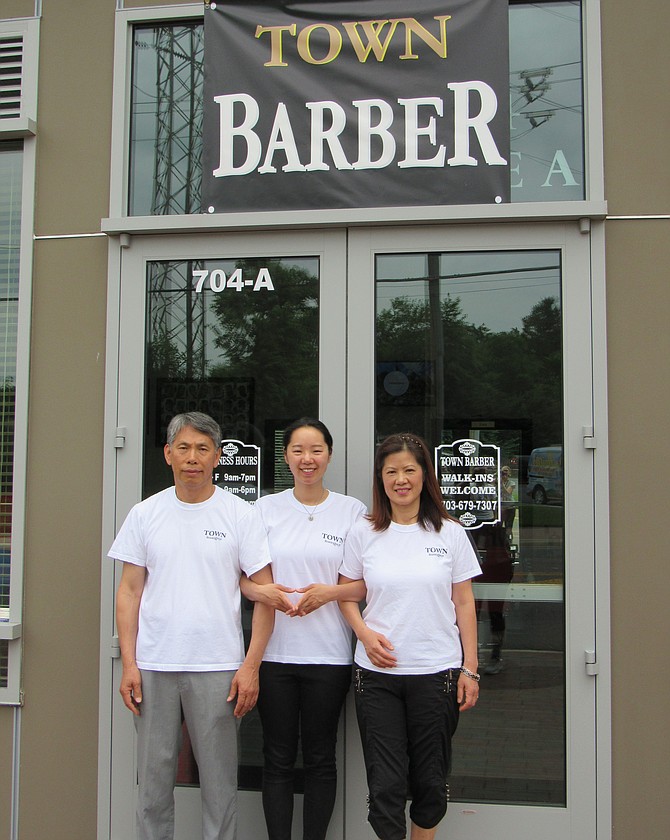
top-left (460, 666), bottom-right (481, 683)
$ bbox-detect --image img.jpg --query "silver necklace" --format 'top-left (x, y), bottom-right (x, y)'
top-left (297, 489), bottom-right (328, 521)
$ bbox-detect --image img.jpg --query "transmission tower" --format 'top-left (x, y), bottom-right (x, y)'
top-left (148, 24), bottom-right (206, 380)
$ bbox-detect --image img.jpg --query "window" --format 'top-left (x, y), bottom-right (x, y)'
top-left (127, 2), bottom-right (584, 215)
top-left (0, 14), bottom-right (38, 702)
top-left (0, 141), bottom-right (22, 694)
top-left (375, 249), bottom-right (566, 803)
top-left (129, 22), bottom-right (204, 216)
top-left (142, 254), bottom-right (320, 789)
top-left (509, 1), bottom-right (583, 200)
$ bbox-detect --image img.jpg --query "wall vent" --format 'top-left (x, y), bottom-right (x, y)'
top-left (0, 36), bottom-right (24, 121)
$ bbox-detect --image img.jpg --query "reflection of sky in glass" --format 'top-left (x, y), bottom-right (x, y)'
top-left (376, 251), bottom-right (560, 332)
top-left (129, 34), bottom-right (158, 215)
top-left (510, 2), bottom-right (583, 201)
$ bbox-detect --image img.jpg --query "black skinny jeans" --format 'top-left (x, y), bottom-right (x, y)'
top-left (257, 662), bottom-right (352, 840)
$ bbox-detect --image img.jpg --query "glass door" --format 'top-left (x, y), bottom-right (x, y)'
top-left (345, 223), bottom-right (598, 839)
top-left (108, 229), bottom-right (348, 839)
top-left (106, 221), bottom-right (601, 840)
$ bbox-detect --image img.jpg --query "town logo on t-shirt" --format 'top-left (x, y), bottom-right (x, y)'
top-left (425, 546), bottom-right (449, 556)
top-left (322, 532), bottom-right (344, 548)
top-left (204, 529), bottom-right (227, 541)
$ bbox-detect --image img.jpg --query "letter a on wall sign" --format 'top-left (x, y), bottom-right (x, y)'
top-left (203, 0), bottom-right (510, 213)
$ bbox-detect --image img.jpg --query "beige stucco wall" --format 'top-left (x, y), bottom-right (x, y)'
top-left (17, 237), bottom-right (108, 839)
top-left (0, 1), bottom-right (668, 839)
top-left (602, 2), bottom-right (670, 838)
top-left (1, 0), bottom-right (34, 21)
top-left (605, 224), bottom-right (670, 840)
top-left (0, 1), bottom-right (113, 839)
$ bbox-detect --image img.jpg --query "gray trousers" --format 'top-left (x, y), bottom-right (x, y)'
top-left (135, 670), bottom-right (240, 840)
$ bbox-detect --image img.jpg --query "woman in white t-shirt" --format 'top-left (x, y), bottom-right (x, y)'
top-left (241, 418), bottom-right (366, 840)
top-left (339, 433), bottom-right (481, 840)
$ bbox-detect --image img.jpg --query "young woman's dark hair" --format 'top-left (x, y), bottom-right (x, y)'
top-left (368, 433), bottom-right (455, 532)
top-left (282, 417), bottom-right (334, 453)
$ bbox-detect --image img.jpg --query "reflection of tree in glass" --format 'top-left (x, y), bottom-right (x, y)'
top-left (146, 326), bottom-right (189, 379)
top-left (376, 294), bottom-right (562, 446)
top-left (517, 296), bottom-right (563, 444)
top-left (208, 259), bottom-right (319, 422)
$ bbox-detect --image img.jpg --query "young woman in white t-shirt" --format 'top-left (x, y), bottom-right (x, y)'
top-left (338, 433), bottom-right (481, 840)
top-left (241, 418), bottom-right (366, 840)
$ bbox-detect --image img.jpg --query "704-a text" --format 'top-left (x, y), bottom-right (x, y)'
top-left (193, 268), bottom-right (276, 293)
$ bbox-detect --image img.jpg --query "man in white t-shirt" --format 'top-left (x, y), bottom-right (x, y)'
top-left (110, 412), bottom-right (274, 840)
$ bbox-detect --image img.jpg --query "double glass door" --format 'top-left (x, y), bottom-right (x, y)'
top-left (106, 223), bottom-right (599, 839)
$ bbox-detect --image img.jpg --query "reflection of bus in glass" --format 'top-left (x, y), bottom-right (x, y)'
top-left (527, 446), bottom-right (563, 505)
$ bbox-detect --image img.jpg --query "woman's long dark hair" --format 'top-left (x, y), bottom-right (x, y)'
top-left (368, 433), bottom-right (455, 532)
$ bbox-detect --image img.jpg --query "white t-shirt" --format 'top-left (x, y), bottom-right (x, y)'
top-left (340, 517), bottom-right (481, 675)
top-left (108, 486), bottom-right (271, 671)
top-left (256, 489), bottom-right (366, 665)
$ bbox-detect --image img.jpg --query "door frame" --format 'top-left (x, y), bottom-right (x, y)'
top-left (98, 220), bottom-right (611, 839)
top-left (343, 221), bottom-right (611, 839)
top-left (98, 228), bottom-right (349, 840)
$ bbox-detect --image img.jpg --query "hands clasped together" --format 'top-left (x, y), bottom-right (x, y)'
top-left (250, 581), bottom-right (338, 617)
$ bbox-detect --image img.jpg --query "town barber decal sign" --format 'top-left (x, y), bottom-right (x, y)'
top-left (203, 1), bottom-right (510, 213)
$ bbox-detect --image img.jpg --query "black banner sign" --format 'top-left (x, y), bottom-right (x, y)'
top-left (203, 0), bottom-right (510, 213)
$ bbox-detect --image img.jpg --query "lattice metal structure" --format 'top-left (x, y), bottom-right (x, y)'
top-left (147, 260), bottom-right (207, 381)
top-left (152, 23), bottom-right (203, 216)
top-left (147, 25), bottom-right (206, 381)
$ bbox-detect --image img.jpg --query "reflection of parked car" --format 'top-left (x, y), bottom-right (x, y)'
top-left (526, 446), bottom-right (563, 505)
